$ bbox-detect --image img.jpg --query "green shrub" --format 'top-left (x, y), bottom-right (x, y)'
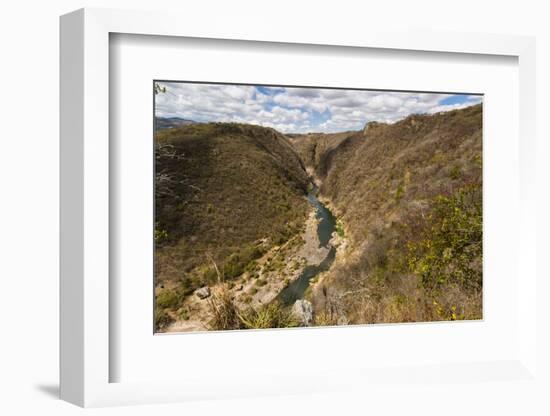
top-left (449, 165), bottom-right (462, 180)
top-left (239, 302), bottom-right (298, 329)
top-left (201, 266), bottom-right (219, 285)
top-left (222, 245), bottom-right (264, 280)
top-left (154, 223), bottom-right (168, 243)
top-left (177, 308), bottom-right (190, 320)
top-left (155, 307), bottom-right (173, 330)
top-left (394, 182), bottom-right (405, 201)
top-left (179, 276), bottom-right (195, 296)
top-left (335, 221), bottom-right (345, 238)
top-left (406, 184), bottom-right (482, 292)
top-left (156, 289), bottom-right (181, 309)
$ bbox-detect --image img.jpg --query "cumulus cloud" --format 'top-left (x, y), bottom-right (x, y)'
top-left (155, 82), bottom-right (482, 133)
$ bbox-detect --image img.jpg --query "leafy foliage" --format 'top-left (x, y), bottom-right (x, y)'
top-left (335, 221), bottom-right (345, 238)
top-left (156, 288), bottom-right (181, 309)
top-left (406, 184), bottom-right (482, 293)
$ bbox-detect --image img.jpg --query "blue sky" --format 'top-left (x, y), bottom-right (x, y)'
top-left (155, 83), bottom-right (482, 133)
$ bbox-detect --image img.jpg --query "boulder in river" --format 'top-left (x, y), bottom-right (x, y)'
top-left (194, 286), bottom-right (211, 300)
top-left (292, 299), bottom-right (313, 326)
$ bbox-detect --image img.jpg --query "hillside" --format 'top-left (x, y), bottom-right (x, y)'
top-left (303, 104), bottom-right (483, 324)
top-left (154, 123), bottom-right (310, 329)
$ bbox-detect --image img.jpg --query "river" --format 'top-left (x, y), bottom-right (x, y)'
top-left (278, 187), bottom-right (337, 305)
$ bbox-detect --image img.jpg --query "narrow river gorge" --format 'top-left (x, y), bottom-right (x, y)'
top-left (156, 103), bottom-right (484, 332)
top-left (278, 186), bottom-right (337, 306)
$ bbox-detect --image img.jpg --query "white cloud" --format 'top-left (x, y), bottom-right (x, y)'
top-left (155, 82), bottom-right (482, 133)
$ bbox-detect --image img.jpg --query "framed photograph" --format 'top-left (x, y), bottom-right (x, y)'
top-left (152, 81), bottom-right (483, 334)
top-left (60, 8), bottom-right (538, 408)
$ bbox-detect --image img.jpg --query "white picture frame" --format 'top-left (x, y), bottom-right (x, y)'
top-left (60, 7), bottom-right (538, 407)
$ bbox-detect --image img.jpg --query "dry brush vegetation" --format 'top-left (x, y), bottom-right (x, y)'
top-left (154, 103), bottom-right (483, 331)
top-left (299, 104), bottom-right (483, 324)
top-left (154, 123), bottom-right (310, 330)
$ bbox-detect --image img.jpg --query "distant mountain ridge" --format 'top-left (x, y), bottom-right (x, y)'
top-left (155, 117), bottom-right (197, 131)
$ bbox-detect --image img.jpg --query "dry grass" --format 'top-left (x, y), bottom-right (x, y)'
top-left (207, 285), bottom-right (299, 331)
top-left (207, 285), bottom-right (241, 330)
top-left (154, 123), bottom-right (310, 323)
top-left (307, 104), bottom-right (483, 325)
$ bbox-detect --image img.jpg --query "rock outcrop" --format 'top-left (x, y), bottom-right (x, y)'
top-left (194, 286), bottom-right (211, 300)
top-left (362, 121), bottom-right (387, 136)
top-left (292, 299), bottom-right (313, 326)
